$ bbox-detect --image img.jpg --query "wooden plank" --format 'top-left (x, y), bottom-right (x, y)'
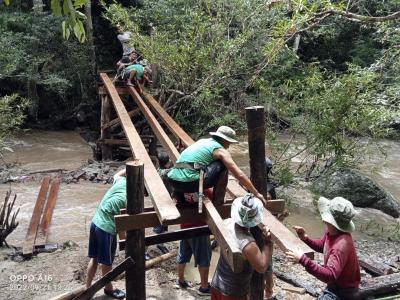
top-left (262, 208), bottom-right (314, 259)
top-left (360, 273), bottom-right (400, 298)
top-left (35, 178), bottom-right (60, 246)
top-left (103, 139), bottom-right (129, 145)
top-left (119, 225), bottom-right (211, 250)
top-left (73, 257), bottom-right (135, 300)
top-left (102, 108), bottom-right (140, 130)
top-left (204, 200), bottom-right (243, 272)
top-left (100, 73), bottom-right (180, 223)
top-left (115, 204), bottom-right (232, 232)
top-left (100, 95), bottom-right (112, 160)
top-left (358, 251), bottom-right (394, 276)
top-left (128, 87), bottom-right (180, 163)
top-left (125, 160), bottom-right (145, 300)
top-left (22, 176), bottom-right (51, 256)
top-left (98, 86), bottom-right (129, 95)
top-left (143, 92), bottom-right (194, 147)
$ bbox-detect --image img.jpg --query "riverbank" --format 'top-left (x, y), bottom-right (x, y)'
top-left (1, 235), bottom-right (399, 300)
top-left (1, 130), bottom-right (400, 299)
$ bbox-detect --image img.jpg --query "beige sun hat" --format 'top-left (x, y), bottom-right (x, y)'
top-left (318, 196), bottom-right (356, 233)
top-left (231, 194), bottom-right (264, 228)
top-left (210, 126), bottom-right (238, 143)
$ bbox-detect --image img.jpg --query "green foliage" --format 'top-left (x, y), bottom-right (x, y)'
top-left (102, 0), bottom-right (399, 181)
top-left (0, 94), bottom-right (29, 156)
top-left (2, 0), bottom-right (87, 42)
top-left (0, 11), bottom-right (93, 120)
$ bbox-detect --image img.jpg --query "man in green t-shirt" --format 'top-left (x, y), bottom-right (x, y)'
top-left (123, 64), bottom-right (152, 94)
top-left (85, 168), bottom-right (127, 299)
top-left (167, 126), bottom-right (266, 295)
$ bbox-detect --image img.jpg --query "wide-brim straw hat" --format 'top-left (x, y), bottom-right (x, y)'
top-left (318, 196), bottom-right (356, 233)
top-left (210, 126), bottom-right (238, 143)
top-left (231, 194), bottom-right (264, 228)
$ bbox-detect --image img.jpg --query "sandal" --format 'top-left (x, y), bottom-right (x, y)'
top-left (174, 279), bottom-right (193, 289)
top-left (104, 288), bottom-right (126, 299)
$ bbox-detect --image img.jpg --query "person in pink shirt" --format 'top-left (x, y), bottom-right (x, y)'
top-left (286, 196), bottom-right (361, 300)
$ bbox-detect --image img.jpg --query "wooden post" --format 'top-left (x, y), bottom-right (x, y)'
top-left (100, 95), bottom-right (113, 161)
top-left (246, 106), bottom-right (266, 300)
top-left (125, 160), bottom-right (145, 300)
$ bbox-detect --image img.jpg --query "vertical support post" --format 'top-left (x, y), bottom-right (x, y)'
top-left (246, 106), bottom-right (266, 300)
top-left (100, 94), bottom-right (113, 161)
top-left (125, 160), bottom-right (145, 300)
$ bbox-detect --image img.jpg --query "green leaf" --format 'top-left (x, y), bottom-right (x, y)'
top-left (51, 0), bottom-right (62, 16)
top-left (73, 0), bottom-right (87, 8)
top-left (63, 0), bottom-right (70, 14)
top-left (4, 0), bottom-right (11, 5)
top-left (62, 20), bottom-right (66, 38)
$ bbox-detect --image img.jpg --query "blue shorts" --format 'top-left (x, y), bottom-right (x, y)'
top-left (88, 222), bottom-right (117, 266)
top-left (177, 235), bottom-right (211, 267)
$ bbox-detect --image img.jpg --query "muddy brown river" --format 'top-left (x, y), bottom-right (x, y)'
top-left (1, 130), bottom-right (399, 283)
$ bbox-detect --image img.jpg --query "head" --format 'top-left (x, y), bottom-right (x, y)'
top-left (143, 66), bottom-right (153, 85)
top-left (129, 51), bottom-right (138, 62)
top-left (318, 196), bottom-right (356, 234)
top-left (231, 194), bottom-right (264, 228)
top-left (210, 126), bottom-right (238, 149)
top-left (157, 151), bottom-right (172, 169)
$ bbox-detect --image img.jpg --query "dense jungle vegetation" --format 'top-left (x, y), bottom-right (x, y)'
top-left (0, 0), bottom-right (399, 181)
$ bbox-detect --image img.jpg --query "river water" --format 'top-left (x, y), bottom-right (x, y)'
top-left (1, 131), bottom-right (399, 282)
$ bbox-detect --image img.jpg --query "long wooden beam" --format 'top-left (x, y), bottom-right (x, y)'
top-left (143, 92), bottom-right (194, 146)
top-left (262, 209), bottom-right (314, 258)
top-left (100, 73), bottom-right (180, 224)
top-left (115, 204), bottom-right (231, 232)
top-left (119, 225), bottom-right (212, 250)
top-left (23, 176), bottom-right (51, 256)
top-left (204, 200), bottom-right (243, 272)
top-left (128, 87), bottom-right (180, 162)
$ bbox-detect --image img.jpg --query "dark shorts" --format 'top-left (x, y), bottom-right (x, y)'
top-left (177, 235), bottom-right (211, 267)
top-left (169, 160), bottom-right (226, 208)
top-left (88, 222), bottom-right (117, 266)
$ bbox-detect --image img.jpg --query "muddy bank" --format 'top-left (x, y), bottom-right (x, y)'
top-left (1, 237), bottom-right (399, 300)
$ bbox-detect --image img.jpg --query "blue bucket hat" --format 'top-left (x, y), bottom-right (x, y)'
top-left (231, 194), bottom-right (264, 228)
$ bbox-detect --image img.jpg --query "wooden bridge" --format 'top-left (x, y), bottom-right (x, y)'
top-left (97, 73), bottom-right (314, 300)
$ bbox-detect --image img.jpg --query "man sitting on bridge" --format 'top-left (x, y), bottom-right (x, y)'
top-left (211, 194), bottom-right (273, 300)
top-left (85, 168), bottom-right (127, 299)
top-left (167, 125), bottom-right (266, 205)
top-left (123, 63), bottom-right (152, 94)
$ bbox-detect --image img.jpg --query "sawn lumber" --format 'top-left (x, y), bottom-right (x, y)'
top-left (100, 73), bottom-right (180, 224)
top-left (22, 176), bottom-right (51, 256)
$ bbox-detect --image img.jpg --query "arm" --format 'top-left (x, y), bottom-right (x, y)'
top-left (213, 148), bottom-right (265, 203)
top-left (114, 168), bottom-right (126, 179)
top-left (299, 249), bottom-right (346, 284)
top-left (242, 241), bottom-right (273, 274)
top-left (293, 226), bottom-right (326, 253)
top-left (302, 234), bottom-right (327, 253)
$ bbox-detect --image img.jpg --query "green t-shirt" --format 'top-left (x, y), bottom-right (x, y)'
top-left (167, 138), bottom-right (223, 182)
top-left (125, 64), bottom-right (144, 80)
top-left (92, 174), bottom-right (126, 235)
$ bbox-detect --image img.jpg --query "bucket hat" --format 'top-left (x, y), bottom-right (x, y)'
top-left (318, 196), bottom-right (356, 233)
top-left (231, 194), bottom-right (264, 228)
top-left (210, 126), bottom-right (238, 143)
